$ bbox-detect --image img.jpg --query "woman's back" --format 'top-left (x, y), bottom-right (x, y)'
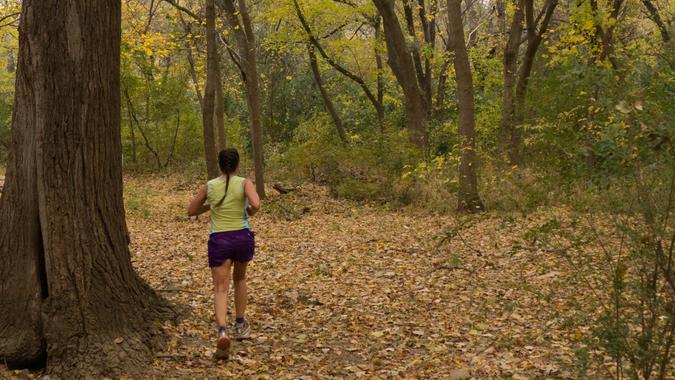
top-left (207, 176), bottom-right (249, 233)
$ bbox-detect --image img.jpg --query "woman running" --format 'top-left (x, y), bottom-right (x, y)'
top-left (187, 148), bottom-right (260, 360)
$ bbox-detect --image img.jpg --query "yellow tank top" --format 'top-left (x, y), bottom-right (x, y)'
top-left (206, 175), bottom-right (249, 234)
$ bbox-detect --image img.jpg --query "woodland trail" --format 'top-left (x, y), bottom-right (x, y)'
top-left (124, 174), bottom-right (596, 380)
top-left (1, 174), bottom-right (608, 379)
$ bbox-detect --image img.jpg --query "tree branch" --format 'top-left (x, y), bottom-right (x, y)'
top-left (293, 0), bottom-right (380, 112)
top-left (161, 0), bottom-right (202, 22)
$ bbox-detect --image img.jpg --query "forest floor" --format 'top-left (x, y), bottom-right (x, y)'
top-left (2, 174), bottom-right (634, 379)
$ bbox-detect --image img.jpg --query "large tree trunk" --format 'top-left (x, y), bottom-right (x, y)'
top-left (308, 44), bottom-right (348, 144)
top-left (0, 0), bottom-right (170, 377)
top-left (372, 0), bottom-right (429, 149)
top-left (220, 0), bottom-right (266, 197)
top-left (447, 0), bottom-right (485, 213)
top-left (203, 0), bottom-right (221, 178)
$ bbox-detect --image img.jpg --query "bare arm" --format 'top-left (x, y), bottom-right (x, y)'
top-left (187, 185), bottom-right (210, 216)
top-left (244, 179), bottom-right (260, 216)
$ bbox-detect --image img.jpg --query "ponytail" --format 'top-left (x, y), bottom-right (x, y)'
top-left (214, 149), bottom-right (240, 208)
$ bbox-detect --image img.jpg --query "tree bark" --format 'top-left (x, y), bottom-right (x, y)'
top-left (499, 0), bottom-right (524, 164)
top-left (403, 0), bottom-right (427, 100)
top-left (220, 0), bottom-right (266, 197)
top-left (447, 0), bottom-right (485, 212)
top-left (307, 44), bottom-right (348, 144)
top-left (372, 0), bottom-right (429, 149)
top-left (374, 15), bottom-right (386, 132)
top-left (0, 0), bottom-right (171, 376)
top-left (203, 0), bottom-right (221, 178)
top-left (215, 41), bottom-right (227, 151)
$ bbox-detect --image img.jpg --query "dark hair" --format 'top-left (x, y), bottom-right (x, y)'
top-left (215, 148), bottom-right (240, 207)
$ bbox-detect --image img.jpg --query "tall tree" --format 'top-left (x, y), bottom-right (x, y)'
top-left (372, 0), bottom-right (429, 149)
top-left (0, 0), bottom-right (170, 376)
top-left (294, 0), bottom-right (385, 130)
top-left (447, 0), bottom-right (485, 212)
top-left (219, 0), bottom-right (266, 197)
top-left (307, 44), bottom-right (349, 144)
top-left (402, 0), bottom-right (436, 111)
top-left (500, 0), bottom-right (558, 164)
top-left (203, 0), bottom-right (221, 178)
top-left (499, 0), bottom-right (524, 163)
top-left (513, 0), bottom-right (558, 124)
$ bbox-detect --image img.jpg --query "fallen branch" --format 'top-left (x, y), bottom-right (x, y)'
top-left (273, 183), bottom-right (298, 194)
top-left (157, 287), bottom-right (202, 295)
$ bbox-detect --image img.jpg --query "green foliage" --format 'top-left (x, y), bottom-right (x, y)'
top-left (270, 113), bottom-right (421, 201)
top-left (526, 163), bottom-right (675, 378)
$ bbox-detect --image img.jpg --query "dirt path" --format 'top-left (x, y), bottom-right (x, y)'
top-left (124, 175), bottom-right (595, 379)
top-left (0, 175), bottom-right (609, 379)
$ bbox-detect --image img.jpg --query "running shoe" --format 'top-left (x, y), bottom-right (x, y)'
top-left (234, 319), bottom-right (250, 341)
top-left (214, 329), bottom-right (231, 360)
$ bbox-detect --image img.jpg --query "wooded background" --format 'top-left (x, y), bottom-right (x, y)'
top-left (0, 0), bottom-right (672, 377)
top-left (0, 0), bottom-right (672, 210)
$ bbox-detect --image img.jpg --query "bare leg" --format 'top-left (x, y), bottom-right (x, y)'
top-left (211, 259), bottom-right (232, 328)
top-left (233, 261), bottom-right (248, 320)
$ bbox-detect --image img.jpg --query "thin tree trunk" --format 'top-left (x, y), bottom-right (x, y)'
top-left (220, 0), bottom-right (266, 197)
top-left (203, 0), bottom-right (220, 178)
top-left (0, 0), bottom-right (171, 376)
top-left (496, 0), bottom-right (506, 34)
top-left (403, 0), bottom-right (427, 97)
top-left (181, 16), bottom-right (204, 108)
top-left (126, 99), bottom-right (138, 164)
top-left (374, 15), bottom-right (386, 132)
top-left (295, 0), bottom-right (384, 130)
top-left (373, 0), bottom-right (429, 149)
top-left (501, 0), bottom-right (557, 164)
top-left (447, 0), bottom-right (485, 212)
top-left (589, 0), bottom-right (623, 69)
top-left (642, 0), bottom-right (670, 42)
top-left (164, 111), bottom-right (181, 167)
top-left (308, 44), bottom-right (348, 144)
top-left (434, 35), bottom-right (452, 114)
top-left (418, 0), bottom-right (435, 110)
top-left (214, 41), bottom-right (226, 151)
top-left (124, 87), bottom-right (162, 169)
top-left (513, 0), bottom-right (558, 126)
top-left (499, 0), bottom-right (524, 164)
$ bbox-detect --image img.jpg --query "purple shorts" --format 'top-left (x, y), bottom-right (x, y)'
top-left (207, 229), bottom-right (255, 267)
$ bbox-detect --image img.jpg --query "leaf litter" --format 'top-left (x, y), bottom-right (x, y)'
top-left (2, 174), bottom-right (665, 379)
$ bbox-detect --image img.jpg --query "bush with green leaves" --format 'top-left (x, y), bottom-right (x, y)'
top-left (526, 162), bottom-right (674, 379)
